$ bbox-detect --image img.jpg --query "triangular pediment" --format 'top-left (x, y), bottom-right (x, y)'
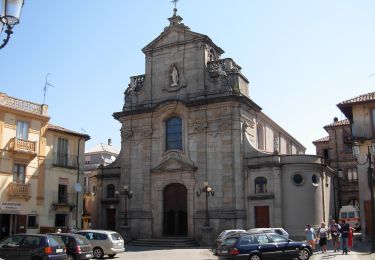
top-left (151, 156), bottom-right (197, 173)
top-left (142, 14), bottom-right (223, 54)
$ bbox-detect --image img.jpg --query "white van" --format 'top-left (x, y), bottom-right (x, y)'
top-left (339, 205), bottom-right (360, 230)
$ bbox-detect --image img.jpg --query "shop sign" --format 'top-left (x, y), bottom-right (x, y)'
top-left (0, 202), bottom-right (22, 211)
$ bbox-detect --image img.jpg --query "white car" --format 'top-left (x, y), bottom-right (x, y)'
top-left (77, 230), bottom-right (125, 258)
top-left (247, 227), bottom-right (290, 239)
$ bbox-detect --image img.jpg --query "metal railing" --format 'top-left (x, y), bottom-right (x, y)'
top-left (52, 152), bottom-right (78, 168)
top-left (51, 192), bottom-right (76, 206)
top-left (7, 182), bottom-right (31, 200)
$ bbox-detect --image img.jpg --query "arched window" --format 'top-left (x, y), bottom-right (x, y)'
top-left (166, 117), bottom-right (182, 150)
top-left (255, 177), bottom-right (267, 193)
top-left (257, 123), bottom-right (265, 150)
top-left (106, 184), bottom-right (115, 198)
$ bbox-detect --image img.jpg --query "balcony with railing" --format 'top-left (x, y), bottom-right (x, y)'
top-left (51, 192), bottom-right (76, 211)
top-left (351, 122), bottom-right (375, 140)
top-left (52, 152), bottom-right (78, 169)
top-left (9, 138), bottom-right (37, 159)
top-left (0, 92), bottom-right (48, 116)
top-left (7, 182), bottom-right (31, 201)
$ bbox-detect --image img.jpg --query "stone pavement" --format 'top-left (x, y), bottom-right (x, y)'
top-left (118, 246), bottom-right (217, 260)
top-left (310, 237), bottom-right (375, 260)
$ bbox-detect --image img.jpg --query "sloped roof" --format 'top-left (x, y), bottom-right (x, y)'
top-left (338, 92), bottom-right (375, 106)
top-left (324, 119), bottom-right (350, 128)
top-left (337, 92), bottom-right (375, 120)
top-left (47, 124), bottom-right (90, 140)
top-left (312, 136), bottom-right (329, 144)
top-left (85, 143), bottom-right (120, 155)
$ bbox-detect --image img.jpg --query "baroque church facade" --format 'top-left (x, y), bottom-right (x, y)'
top-left (96, 9), bottom-right (334, 244)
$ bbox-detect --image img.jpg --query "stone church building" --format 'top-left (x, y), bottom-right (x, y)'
top-left (95, 9), bottom-right (334, 244)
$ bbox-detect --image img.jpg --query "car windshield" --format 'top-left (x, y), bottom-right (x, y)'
top-left (75, 235), bottom-right (90, 245)
top-left (111, 233), bottom-right (122, 241)
top-left (49, 236), bottom-right (65, 247)
top-left (0, 236), bottom-right (23, 247)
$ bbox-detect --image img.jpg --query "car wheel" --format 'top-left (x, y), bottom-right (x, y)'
top-left (108, 254), bottom-right (116, 258)
top-left (298, 248), bottom-right (310, 260)
top-left (249, 254), bottom-right (261, 260)
top-left (93, 247), bottom-right (104, 259)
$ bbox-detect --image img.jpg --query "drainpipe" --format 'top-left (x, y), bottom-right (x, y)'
top-left (76, 137), bottom-right (84, 228)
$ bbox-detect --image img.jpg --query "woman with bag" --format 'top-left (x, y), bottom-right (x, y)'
top-left (317, 222), bottom-right (328, 253)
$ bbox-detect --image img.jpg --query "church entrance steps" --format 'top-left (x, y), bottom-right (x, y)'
top-left (128, 237), bottom-right (200, 247)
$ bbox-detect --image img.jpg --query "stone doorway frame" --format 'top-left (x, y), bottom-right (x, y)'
top-left (151, 176), bottom-right (196, 238)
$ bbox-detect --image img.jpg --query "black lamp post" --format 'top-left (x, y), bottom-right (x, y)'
top-left (196, 181), bottom-right (214, 227)
top-left (122, 185), bottom-right (133, 226)
top-left (353, 140), bottom-right (375, 252)
top-left (0, 0), bottom-right (24, 49)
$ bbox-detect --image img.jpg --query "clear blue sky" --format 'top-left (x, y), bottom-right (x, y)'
top-left (1, 0), bottom-right (374, 154)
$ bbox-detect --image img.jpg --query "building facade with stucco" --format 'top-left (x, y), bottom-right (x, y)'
top-left (0, 92), bottom-right (89, 238)
top-left (97, 9), bottom-right (334, 244)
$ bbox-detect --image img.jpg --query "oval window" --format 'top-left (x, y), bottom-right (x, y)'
top-left (312, 174), bottom-right (320, 185)
top-left (292, 173), bottom-right (303, 186)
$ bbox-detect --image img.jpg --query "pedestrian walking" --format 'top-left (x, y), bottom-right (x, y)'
top-left (317, 222), bottom-right (328, 253)
top-left (340, 220), bottom-right (350, 255)
top-left (348, 226), bottom-right (354, 251)
top-left (328, 219), bottom-right (341, 252)
top-left (305, 224), bottom-right (316, 250)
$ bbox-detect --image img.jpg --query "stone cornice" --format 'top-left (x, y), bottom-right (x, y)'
top-left (113, 95), bottom-right (261, 120)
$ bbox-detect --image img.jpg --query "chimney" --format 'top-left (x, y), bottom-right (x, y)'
top-left (108, 138), bottom-right (112, 146)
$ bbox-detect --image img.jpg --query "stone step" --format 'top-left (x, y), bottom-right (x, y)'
top-left (128, 237), bottom-right (200, 247)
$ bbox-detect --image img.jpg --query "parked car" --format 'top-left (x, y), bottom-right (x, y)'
top-left (49, 233), bottom-right (93, 260)
top-left (212, 229), bottom-right (246, 256)
top-left (247, 227), bottom-right (289, 239)
top-left (0, 233), bottom-right (67, 260)
top-left (218, 232), bottom-right (312, 260)
top-left (76, 230), bottom-right (125, 259)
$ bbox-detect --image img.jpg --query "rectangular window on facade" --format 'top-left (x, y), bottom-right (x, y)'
top-left (372, 109), bottom-right (375, 132)
top-left (323, 149), bottom-right (329, 159)
top-left (16, 121), bottom-right (29, 140)
top-left (347, 169), bottom-right (353, 182)
top-left (57, 138), bottom-right (69, 166)
top-left (352, 168), bottom-right (358, 181)
top-left (58, 177), bottom-right (69, 203)
top-left (13, 164), bottom-right (26, 183)
top-left (27, 215), bottom-right (38, 228)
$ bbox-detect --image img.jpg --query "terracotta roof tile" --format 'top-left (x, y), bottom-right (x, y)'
top-left (47, 124), bottom-right (90, 140)
top-left (338, 91), bottom-right (375, 106)
top-left (324, 119), bottom-right (350, 128)
top-left (312, 136), bottom-right (329, 143)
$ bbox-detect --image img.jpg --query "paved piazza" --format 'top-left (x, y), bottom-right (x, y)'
top-left (110, 245), bottom-right (375, 260)
top-left (112, 246), bottom-right (217, 260)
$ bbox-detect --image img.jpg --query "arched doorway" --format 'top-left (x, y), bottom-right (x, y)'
top-left (163, 183), bottom-right (188, 236)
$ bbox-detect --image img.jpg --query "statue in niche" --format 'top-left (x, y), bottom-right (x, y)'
top-left (171, 66), bottom-right (179, 86)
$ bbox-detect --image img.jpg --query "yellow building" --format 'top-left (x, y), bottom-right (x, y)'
top-left (0, 92), bottom-right (89, 238)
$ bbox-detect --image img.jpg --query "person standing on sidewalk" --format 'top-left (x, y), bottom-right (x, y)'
top-left (329, 219), bottom-right (341, 252)
top-left (317, 222), bottom-right (328, 253)
top-left (348, 226), bottom-right (354, 251)
top-left (340, 220), bottom-right (350, 255)
top-left (305, 224), bottom-right (316, 250)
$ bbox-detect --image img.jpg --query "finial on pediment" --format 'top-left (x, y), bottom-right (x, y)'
top-left (165, 0), bottom-right (190, 30)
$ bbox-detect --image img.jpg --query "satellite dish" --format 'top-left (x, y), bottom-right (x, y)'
top-left (74, 183), bottom-right (82, 193)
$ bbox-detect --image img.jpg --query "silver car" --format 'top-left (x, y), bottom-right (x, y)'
top-left (77, 230), bottom-right (125, 259)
